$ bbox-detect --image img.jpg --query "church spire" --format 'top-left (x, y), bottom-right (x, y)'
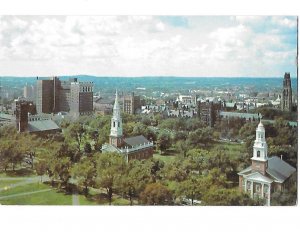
top-left (251, 121), bottom-right (268, 174)
top-left (109, 89), bottom-right (123, 147)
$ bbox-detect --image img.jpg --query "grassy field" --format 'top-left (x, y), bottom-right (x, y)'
top-left (0, 179), bottom-right (24, 189)
top-left (0, 178), bottom-right (131, 205)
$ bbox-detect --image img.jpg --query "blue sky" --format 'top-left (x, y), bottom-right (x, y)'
top-left (0, 16), bottom-right (297, 77)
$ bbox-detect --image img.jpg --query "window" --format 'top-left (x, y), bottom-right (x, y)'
top-left (113, 121), bottom-right (115, 127)
top-left (118, 122), bottom-right (120, 127)
top-left (257, 150), bottom-right (260, 157)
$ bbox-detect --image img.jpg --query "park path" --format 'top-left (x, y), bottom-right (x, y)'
top-left (0, 189), bottom-right (51, 200)
top-left (0, 175), bottom-right (49, 192)
top-left (72, 192), bottom-right (80, 205)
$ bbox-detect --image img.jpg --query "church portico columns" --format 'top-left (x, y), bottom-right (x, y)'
top-left (267, 183), bottom-right (271, 206)
top-left (261, 183), bottom-right (265, 198)
top-left (250, 181), bottom-right (253, 198)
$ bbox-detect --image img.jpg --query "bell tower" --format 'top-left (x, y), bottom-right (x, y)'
top-left (251, 121), bottom-right (268, 175)
top-left (109, 90), bottom-right (123, 147)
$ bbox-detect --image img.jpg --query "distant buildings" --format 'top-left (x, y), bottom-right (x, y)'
top-left (102, 91), bottom-right (153, 161)
top-left (36, 76), bottom-right (93, 116)
top-left (238, 122), bottom-right (296, 206)
top-left (123, 92), bottom-right (142, 114)
top-left (281, 72), bottom-right (292, 112)
top-left (23, 83), bottom-right (36, 102)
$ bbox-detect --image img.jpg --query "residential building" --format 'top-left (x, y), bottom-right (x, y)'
top-left (238, 121), bottom-right (296, 206)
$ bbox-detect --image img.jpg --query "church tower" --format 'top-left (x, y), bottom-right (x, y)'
top-left (251, 121), bottom-right (268, 175)
top-left (281, 72), bottom-right (292, 112)
top-left (109, 90), bottom-right (123, 147)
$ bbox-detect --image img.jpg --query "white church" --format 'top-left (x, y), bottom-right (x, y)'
top-left (238, 121), bottom-right (296, 206)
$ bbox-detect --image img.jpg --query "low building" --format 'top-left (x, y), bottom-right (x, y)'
top-left (102, 91), bottom-right (153, 161)
top-left (238, 122), bottom-right (296, 206)
top-left (219, 111), bottom-right (261, 122)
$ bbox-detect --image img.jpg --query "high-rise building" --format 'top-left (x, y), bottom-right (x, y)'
top-left (281, 72), bottom-right (292, 111)
top-left (197, 100), bottom-right (221, 127)
top-left (70, 81), bottom-right (94, 116)
top-left (123, 92), bottom-right (141, 114)
top-left (36, 76), bottom-right (93, 116)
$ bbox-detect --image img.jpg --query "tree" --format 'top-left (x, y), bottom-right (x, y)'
top-left (95, 152), bottom-right (126, 205)
top-left (157, 131), bottom-right (172, 153)
top-left (35, 160), bottom-right (47, 182)
top-left (177, 174), bottom-right (205, 205)
top-left (84, 142), bottom-right (92, 154)
top-left (202, 187), bottom-right (263, 206)
top-left (119, 160), bottom-right (151, 205)
top-left (175, 140), bottom-right (189, 158)
top-left (71, 158), bottom-right (96, 196)
top-left (188, 127), bottom-right (213, 148)
top-left (65, 122), bottom-right (86, 152)
top-left (139, 183), bottom-right (173, 205)
top-left (48, 156), bottom-right (72, 189)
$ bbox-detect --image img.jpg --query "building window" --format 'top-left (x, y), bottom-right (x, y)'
top-left (113, 121), bottom-right (115, 127)
top-left (257, 150), bottom-right (260, 158)
top-left (118, 122), bottom-right (120, 127)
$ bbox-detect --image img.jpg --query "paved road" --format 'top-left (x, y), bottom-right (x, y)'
top-left (0, 189), bottom-right (51, 200)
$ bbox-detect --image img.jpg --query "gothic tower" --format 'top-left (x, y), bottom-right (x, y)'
top-left (109, 90), bottom-right (123, 147)
top-left (281, 72), bottom-right (292, 112)
top-left (251, 121), bottom-right (268, 175)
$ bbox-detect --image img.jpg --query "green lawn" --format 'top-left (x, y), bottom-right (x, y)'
top-left (153, 153), bottom-right (176, 164)
top-left (0, 179), bottom-right (24, 189)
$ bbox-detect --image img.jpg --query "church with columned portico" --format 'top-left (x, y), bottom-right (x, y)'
top-left (238, 121), bottom-right (296, 206)
top-left (101, 90), bottom-right (153, 162)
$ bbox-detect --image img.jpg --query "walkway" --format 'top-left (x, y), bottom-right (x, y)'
top-left (0, 189), bottom-right (51, 200)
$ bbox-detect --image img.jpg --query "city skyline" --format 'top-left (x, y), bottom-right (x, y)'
top-left (0, 16), bottom-right (297, 77)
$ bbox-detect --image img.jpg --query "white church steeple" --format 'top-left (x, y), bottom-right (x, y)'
top-left (252, 121), bottom-right (268, 161)
top-left (109, 90), bottom-right (123, 147)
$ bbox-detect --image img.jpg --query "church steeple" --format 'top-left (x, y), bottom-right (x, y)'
top-left (251, 121), bottom-right (268, 174)
top-left (109, 90), bottom-right (123, 147)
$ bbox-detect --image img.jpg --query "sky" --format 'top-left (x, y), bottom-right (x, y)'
top-left (0, 15), bottom-right (297, 77)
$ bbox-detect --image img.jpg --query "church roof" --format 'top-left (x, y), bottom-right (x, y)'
top-left (267, 156), bottom-right (296, 183)
top-left (237, 166), bottom-right (252, 175)
top-left (28, 120), bottom-right (60, 132)
top-left (244, 172), bottom-right (274, 183)
top-left (124, 135), bottom-right (150, 147)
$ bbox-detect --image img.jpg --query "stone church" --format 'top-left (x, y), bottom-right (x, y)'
top-left (102, 91), bottom-right (153, 162)
top-left (238, 121), bottom-right (296, 206)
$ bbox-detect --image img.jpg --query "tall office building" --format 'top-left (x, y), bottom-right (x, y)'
top-left (36, 76), bottom-right (93, 116)
top-left (281, 72), bottom-right (293, 112)
top-left (123, 92), bottom-right (141, 114)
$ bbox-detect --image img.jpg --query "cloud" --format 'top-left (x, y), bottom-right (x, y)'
top-left (0, 16), bottom-right (297, 77)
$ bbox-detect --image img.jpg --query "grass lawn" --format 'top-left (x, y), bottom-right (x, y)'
top-left (0, 179), bottom-right (24, 189)
top-left (208, 141), bottom-right (245, 159)
top-left (153, 153), bottom-right (176, 164)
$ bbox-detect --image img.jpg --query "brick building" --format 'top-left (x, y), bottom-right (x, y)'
top-left (36, 77), bottom-right (93, 116)
top-left (102, 91), bottom-right (153, 162)
top-left (238, 121), bottom-right (296, 205)
top-left (196, 100), bottom-right (221, 127)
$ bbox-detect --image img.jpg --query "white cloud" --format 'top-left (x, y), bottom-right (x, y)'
top-left (0, 16), bottom-right (297, 77)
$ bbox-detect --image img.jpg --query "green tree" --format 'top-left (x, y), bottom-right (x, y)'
top-left (177, 174), bottom-right (205, 205)
top-left (65, 122), bottom-right (86, 152)
top-left (119, 160), bottom-right (151, 205)
top-left (139, 183), bottom-right (173, 205)
top-left (35, 160), bottom-right (47, 182)
top-left (188, 127), bottom-right (213, 148)
top-left (157, 131), bottom-right (172, 153)
top-left (71, 158), bottom-right (96, 196)
top-left (95, 152), bottom-right (126, 205)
